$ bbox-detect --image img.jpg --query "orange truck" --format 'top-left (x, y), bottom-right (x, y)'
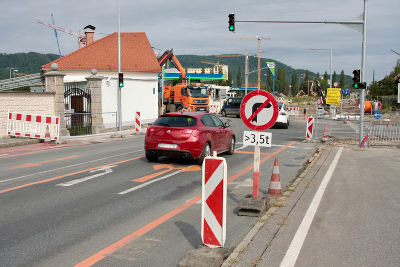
top-left (158, 49), bottom-right (209, 112)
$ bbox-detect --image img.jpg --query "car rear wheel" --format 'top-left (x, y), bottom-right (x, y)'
top-left (196, 143), bottom-right (211, 165)
top-left (226, 136), bottom-right (235, 155)
top-left (221, 110), bottom-right (227, 117)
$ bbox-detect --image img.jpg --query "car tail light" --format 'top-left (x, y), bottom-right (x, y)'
top-left (181, 129), bottom-right (193, 138)
top-left (147, 127), bottom-right (157, 135)
top-left (191, 130), bottom-right (200, 137)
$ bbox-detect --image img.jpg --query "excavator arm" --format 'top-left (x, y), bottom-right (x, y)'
top-left (158, 49), bottom-right (186, 79)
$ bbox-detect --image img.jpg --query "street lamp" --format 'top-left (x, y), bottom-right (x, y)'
top-left (309, 48), bottom-right (333, 87)
top-left (7, 67), bottom-right (17, 79)
top-left (13, 69), bottom-right (19, 78)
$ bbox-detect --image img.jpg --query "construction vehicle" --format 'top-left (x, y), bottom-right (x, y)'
top-left (158, 49), bottom-right (209, 112)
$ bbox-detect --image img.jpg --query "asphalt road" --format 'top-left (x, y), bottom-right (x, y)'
top-left (0, 116), bottom-right (318, 266)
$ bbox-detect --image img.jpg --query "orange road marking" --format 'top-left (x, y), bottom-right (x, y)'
top-left (9, 155), bottom-right (81, 170)
top-left (132, 164), bottom-right (201, 183)
top-left (75, 141), bottom-right (296, 266)
top-left (235, 150), bottom-right (271, 156)
top-left (0, 156), bottom-right (143, 195)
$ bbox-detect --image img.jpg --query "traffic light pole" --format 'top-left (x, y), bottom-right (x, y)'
top-left (359, 0), bottom-right (368, 147)
top-left (231, 0), bottom-right (368, 146)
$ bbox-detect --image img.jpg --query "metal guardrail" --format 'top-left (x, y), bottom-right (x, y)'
top-left (0, 73), bottom-right (42, 91)
top-left (369, 123), bottom-right (400, 145)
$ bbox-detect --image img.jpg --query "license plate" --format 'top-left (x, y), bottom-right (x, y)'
top-left (158, 143), bottom-right (177, 149)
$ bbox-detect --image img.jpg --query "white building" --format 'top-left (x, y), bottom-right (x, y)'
top-left (42, 30), bottom-right (161, 128)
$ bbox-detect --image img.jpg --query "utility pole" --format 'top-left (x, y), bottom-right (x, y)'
top-left (226, 36), bottom-right (271, 90)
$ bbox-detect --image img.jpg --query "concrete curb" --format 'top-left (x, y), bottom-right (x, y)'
top-left (0, 138), bottom-right (40, 149)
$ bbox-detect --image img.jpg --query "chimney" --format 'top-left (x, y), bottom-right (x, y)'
top-left (84, 25), bottom-right (96, 45)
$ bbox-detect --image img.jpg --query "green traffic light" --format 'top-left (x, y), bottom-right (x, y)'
top-left (229, 25), bottom-right (234, 31)
top-left (353, 83), bottom-right (359, 89)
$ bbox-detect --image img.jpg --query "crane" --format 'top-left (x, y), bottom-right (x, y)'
top-left (216, 53), bottom-right (257, 94)
top-left (200, 61), bottom-right (222, 74)
top-left (227, 36), bottom-right (272, 90)
top-left (38, 17), bottom-right (85, 50)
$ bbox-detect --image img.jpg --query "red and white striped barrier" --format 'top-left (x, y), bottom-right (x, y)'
top-left (209, 105), bottom-right (219, 114)
top-left (287, 106), bottom-right (299, 116)
top-left (201, 155), bottom-right (227, 248)
top-left (7, 111), bottom-right (60, 141)
top-left (135, 111), bottom-right (141, 133)
top-left (306, 116), bottom-right (314, 140)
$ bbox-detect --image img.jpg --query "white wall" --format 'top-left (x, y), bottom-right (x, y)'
top-left (62, 70), bottom-right (159, 128)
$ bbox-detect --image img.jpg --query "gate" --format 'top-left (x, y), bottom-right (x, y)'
top-left (64, 82), bottom-right (92, 136)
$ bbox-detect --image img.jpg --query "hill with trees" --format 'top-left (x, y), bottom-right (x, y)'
top-left (0, 52), bottom-right (59, 80)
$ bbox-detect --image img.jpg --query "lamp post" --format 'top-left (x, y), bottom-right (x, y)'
top-left (7, 67), bottom-right (17, 79)
top-left (310, 48), bottom-right (333, 87)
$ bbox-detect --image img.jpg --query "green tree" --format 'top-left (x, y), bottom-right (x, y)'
top-left (340, 70), bottom-right (345, 89)
top-left (237, 66), bottom-right (242, 88)
top-left (332, 71), bottom-right (337, 86)
top-left (323, 71), bottom-right (328, 81)
top-left (266, 70), bottom-right (273, 92)
top-left (227, 69), bottom-right (233, 87)
top-left (291, 70), bottom-right (298, 96)
top-left (276, 68), bottom-right (287, 95)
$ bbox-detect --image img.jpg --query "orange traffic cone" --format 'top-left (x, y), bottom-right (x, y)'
top-left (323, 124), bottom-right (329, 140)
top-left (44, 125), bottom-right (51, 145)
top-left (268, 158), bottom-right (281, 198)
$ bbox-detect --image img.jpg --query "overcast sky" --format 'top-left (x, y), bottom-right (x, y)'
top-left (1, 0), bottom-right (398, 83)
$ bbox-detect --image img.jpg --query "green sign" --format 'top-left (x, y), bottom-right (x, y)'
top-left (267, 62), bottom-right (275, 76)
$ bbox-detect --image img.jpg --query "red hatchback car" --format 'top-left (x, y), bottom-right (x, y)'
top-left (145, 112), bottom-right (235, 164)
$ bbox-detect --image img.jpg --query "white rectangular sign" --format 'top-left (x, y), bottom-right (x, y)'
top-left (243, 131), bottom-right (272, 147)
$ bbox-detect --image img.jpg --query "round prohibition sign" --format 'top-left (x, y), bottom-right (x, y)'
top-left (240, 90), bottom-right (279, 131)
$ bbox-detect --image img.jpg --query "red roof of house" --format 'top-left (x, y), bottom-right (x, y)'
top-left (42, 32), bottom-right (161, 72)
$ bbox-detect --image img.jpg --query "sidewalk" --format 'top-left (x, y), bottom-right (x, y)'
top-left (223, 144), bottom-right (400, 266)
top-left (0, 129), bottom-right (143, 149)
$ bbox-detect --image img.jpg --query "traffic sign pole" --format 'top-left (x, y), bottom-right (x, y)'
top-left (252, 145), bottom-right (260, 199)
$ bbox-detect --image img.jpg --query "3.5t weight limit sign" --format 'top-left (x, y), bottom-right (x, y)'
top-left (243, 131), bottom-right (272, 147)
top-left (240, 90), bottom-right (279, 131)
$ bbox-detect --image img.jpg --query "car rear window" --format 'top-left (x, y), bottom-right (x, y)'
top-left (154, 115), bottom-right (197, 127)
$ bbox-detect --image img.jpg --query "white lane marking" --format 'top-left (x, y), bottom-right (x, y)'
top-left (280, 147), bottom-right (343, 267)
top-left (118, 168), bottom-right (187, 195)
top-left (56, 165), bottom-right (117, 187)
top-left (236, 145), bottom-right (248, 150)
top-left (0, 154), bottom-right (9, 156)
top-left (0, 149), bottom-right (143, 184)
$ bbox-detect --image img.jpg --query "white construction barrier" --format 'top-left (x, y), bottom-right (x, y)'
top-left (287, 106), bottom-right (299, 116)
top-left (209, 105), bottom-right (219, 114)
top-left (7, 111), bottom-right (60, 141)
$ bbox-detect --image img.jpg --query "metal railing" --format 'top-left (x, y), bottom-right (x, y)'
top-left (0, 73), bottom-right (42, 91)
top-left (369, 123), bottom-right (400, 146)
top-left (64, 112), bottom-right (118, 136)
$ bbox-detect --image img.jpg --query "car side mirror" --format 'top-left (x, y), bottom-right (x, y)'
top-left (223, 120), bottom-right (230, 128)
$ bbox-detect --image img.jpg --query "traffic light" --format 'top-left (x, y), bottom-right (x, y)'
top-left (358, 82), bottom-right (366, 89)
top-left (228, 14), bottom-right (235, 32)
top-left (352, 69), bottom-right (360, 89)
top-left (118, 73), bottom-right (124, 87)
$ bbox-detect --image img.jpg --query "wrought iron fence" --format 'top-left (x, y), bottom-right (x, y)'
top-left (64, 112), bottom-right (92, 136)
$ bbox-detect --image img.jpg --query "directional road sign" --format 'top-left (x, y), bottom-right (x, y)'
top-left (373, 110), bottom-right (382, 119)
top-left (240, 90), bottom-right (279, 131)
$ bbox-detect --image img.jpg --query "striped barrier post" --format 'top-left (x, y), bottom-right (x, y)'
top-left (201, 155), bottom-right (227, 248)
top-left (135, 111), bottom-right (141, 133)
top-left (306, 116), bottom-right (314, 140)
top-left (7, 111), bottom-right (60, 142)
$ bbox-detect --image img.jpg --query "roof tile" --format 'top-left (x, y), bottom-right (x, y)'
top-left (42, 32), bottom-right (161, 72)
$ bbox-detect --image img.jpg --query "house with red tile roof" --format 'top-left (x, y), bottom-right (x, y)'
top-left (42, 29), bottom-right (161, 128)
